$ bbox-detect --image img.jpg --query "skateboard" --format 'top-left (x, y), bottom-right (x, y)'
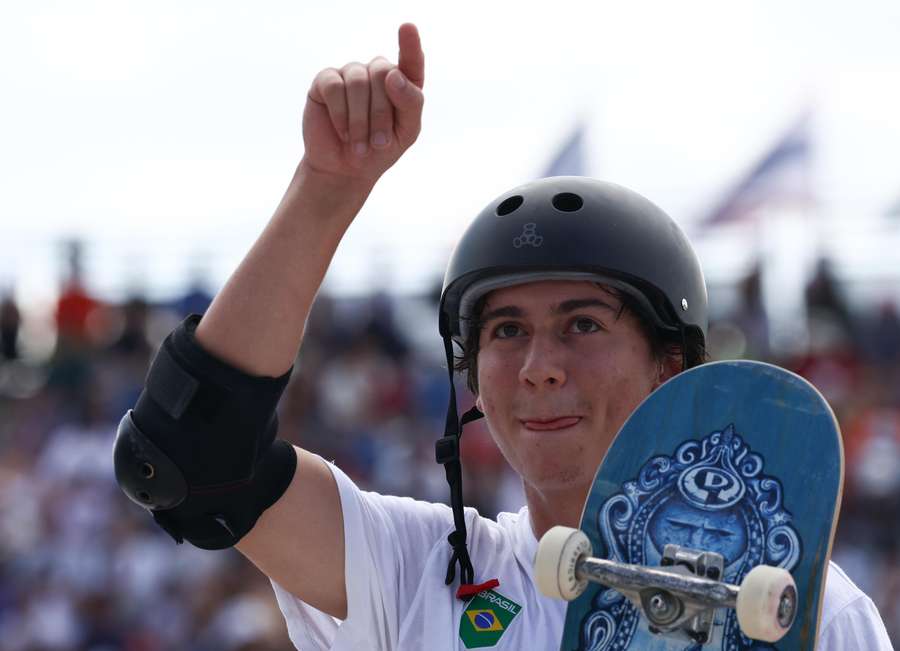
top-left (535, 360), bottom-right (843, 650)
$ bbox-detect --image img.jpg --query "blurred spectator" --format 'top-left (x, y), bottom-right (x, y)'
top-left (108, 296), bottom-right (152, 359)
top-left (1, 271), bottom-right (898, 649)
top-left (363, 291), bottom-right (410, 362)
top-left (845, 407), bottom-right (900, 504)
top-left (732, 262), bottom-right (771, 359)
top-left (54, 280), bottom-right (103, 351)
top-left (864, 301), bottom-right (900, 369)
top-left (54, 240), bottom-right (104, 350)
top-left (174, 280), bottom-right (214, 319)
top-left (805, 257), bottom-right (855, 340)
top-left (1, 290), bottom-right (20, 360)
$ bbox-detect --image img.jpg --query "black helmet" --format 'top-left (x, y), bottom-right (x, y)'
top-left (440, 175), bottom-right (707, 348)
top-left (433, 176), bottom-right (708, 597)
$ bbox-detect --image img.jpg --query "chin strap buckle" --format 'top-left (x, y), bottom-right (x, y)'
top-left (456, 578), bottom-right (500, 601)
top-left (435, 435), bottom-right (460, 464)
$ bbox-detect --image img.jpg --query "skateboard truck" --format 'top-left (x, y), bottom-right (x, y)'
top-left (535, 526), bottom-right (798, 643)
top-left (648, 544), bottom-right (725, 642)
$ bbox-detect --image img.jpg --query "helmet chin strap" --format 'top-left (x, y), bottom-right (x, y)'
top-left (435, 328), bottom-right (483, 596)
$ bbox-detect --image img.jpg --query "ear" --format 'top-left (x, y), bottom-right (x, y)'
top-left (475, 394), bottom-right (483, 412)
top-left (654, 352), bottom-right (683, 389)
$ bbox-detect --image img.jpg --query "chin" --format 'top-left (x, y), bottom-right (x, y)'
top-left (526, 462), bottom-right (591, 492)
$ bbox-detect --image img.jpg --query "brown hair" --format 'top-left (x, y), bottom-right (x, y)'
top-left (453, 285), bottom-right (707, 395)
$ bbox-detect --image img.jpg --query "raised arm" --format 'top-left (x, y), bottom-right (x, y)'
top-left (195, 22), bottom-right (425, 376)
top-left (113, 23), bottom-right (425, 620)
top-left (227, 23), bottom-right (425, 619)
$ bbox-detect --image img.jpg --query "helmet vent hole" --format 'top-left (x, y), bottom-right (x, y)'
top-left (552, 192), bottom-right (583, 212)
top-left (496, 195), bottom-right (524, 216)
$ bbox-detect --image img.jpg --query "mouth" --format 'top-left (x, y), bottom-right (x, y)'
top-left (520, 416), bottom-right (582, 431)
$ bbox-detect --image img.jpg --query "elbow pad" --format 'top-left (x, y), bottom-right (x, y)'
top-left (113, 314), bottom-right (296, 550)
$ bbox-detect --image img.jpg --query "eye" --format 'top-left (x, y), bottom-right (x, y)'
top-left (570, 317), bottom-right (602, 334)
top-left (492, 322), bottom-right (524, 339)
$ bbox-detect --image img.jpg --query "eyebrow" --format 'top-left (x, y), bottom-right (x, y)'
top-left (479, 298), bottom-right (619, 325)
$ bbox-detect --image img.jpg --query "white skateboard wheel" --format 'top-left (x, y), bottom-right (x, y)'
top-left (534, 526), bottom-right (592, 601)
top-left (736, 565), bottom-right (797, 642)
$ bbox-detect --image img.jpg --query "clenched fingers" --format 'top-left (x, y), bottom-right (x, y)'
top-left (308, 68), bottom-right (349, 143)
top-left (304, 23), bottom-right (424, 170)
top-left (367, 57), bottom-right (394, 150)
top-left (341, 62), bottom-right (370, 157)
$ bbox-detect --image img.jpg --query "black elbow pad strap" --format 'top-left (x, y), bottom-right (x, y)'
top-left (113, 314), bottom-right (296, 549)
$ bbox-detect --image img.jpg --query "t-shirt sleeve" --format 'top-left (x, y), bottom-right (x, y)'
top-left (269, 456), bottom-right (455, 651)
top-left (816, 593), bottom-right (894, 651)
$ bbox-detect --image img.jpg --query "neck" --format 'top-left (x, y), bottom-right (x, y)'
top-left (523, 480), bottom-right (591, 541)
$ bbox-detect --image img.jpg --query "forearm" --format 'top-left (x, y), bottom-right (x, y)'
top-left (195, 159), bottom-right (374, 377)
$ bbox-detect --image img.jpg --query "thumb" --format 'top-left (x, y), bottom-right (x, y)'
top-left (386, 68), bottom-right (424, 143)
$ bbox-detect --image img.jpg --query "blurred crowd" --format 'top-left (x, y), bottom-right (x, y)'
top-left (0, 250), bottom-right (899, 649)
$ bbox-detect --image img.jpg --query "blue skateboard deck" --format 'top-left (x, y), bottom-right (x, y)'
top-left (560, 360), bottom-right (843, 650)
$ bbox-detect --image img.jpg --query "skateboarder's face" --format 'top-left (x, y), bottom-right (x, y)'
top-left (474, 280), bottom-right (674, 495)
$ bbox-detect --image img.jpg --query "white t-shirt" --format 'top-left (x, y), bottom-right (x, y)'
top-left (270, 459), bottom-right (893, 650)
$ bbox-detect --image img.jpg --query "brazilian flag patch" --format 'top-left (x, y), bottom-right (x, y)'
top-left (459, 589), bottom-right (522, 648)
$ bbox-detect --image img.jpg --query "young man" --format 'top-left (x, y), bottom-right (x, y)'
top-left (113, 23), bottom-right (893, 650)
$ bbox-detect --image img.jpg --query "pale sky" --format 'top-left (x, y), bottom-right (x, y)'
top-left (2, 0), bottom-right (900, 309)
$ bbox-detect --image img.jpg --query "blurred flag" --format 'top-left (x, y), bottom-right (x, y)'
top-left (699, 112), bottom-right (814, 228)
top-left (540, 121), bottom-right (588, 177)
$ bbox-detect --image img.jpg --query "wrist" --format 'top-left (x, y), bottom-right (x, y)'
top-left (294, 158), bottom-right (377, 204)
top-left (271, 159), bottom-right (376, 234)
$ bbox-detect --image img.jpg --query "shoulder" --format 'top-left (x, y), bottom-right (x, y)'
top-left (467, 506), bottom-right (535, 575)
top-left (818, 561), bottom-right (893, 650)
top-left (471, 506), bottom-right (527, 544)
top-left (324, 455), bottom-right (500, 547)
top-left (821, 562), bottom-right (870, 622)
top-left (325, 458), bottom-right (454, 536)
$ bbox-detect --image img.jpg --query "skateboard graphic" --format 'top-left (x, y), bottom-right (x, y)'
top-left (535, 360), bottom-right (843, 650)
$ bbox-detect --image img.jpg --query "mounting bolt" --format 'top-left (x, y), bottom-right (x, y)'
top-left (778, 586), bottom-right (797, 628)
top-left (645, 590), bottom-right (681, 626)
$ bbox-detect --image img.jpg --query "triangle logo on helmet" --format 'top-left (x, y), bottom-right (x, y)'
top-left (513, 223), bottom-right (543, 248)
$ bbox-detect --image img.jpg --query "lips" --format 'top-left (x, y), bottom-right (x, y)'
top-left (521, 416), bottom-right (582, 431)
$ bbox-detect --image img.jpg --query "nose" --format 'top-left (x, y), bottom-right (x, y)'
top-left (518, 334), bottom-right (567, 388)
